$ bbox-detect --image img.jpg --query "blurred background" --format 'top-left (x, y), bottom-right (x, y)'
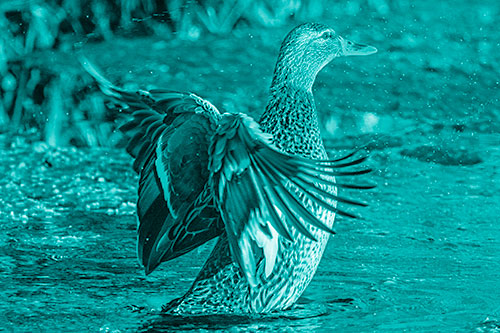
top-left (1, 1), bottom-right (500, 332)
top-left (1, 0), bottom-right (369, 147)
top-left (2, 0), bottom-right (497, 148)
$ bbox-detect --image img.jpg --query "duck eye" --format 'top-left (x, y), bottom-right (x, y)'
top-left (320, 31), bottom-right (332, 40)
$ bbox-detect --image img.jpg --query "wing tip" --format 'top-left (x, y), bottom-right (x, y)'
top-left (78, 54), bottom-right (132, 105)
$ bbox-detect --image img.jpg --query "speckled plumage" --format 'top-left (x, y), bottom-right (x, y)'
top-left (82, 22), bottom-right (376, 315)
top-left (165, 24), bottom-right (336, 314)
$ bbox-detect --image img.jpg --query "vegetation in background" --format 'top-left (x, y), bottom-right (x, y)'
top-left (0, 0), bottom-right (330, 146)
top-left (0, 0), bottom-right (396, 147)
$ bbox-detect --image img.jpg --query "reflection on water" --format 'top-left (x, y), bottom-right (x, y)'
top-left (140, 302), bottom-right (333, 332)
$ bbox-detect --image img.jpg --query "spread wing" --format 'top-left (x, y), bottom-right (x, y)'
top-left (209, 113), bottom-right (373, 287)
top-left (82, 58), bottom-right (373, 282)
top-left (81, 58), bottom-right (224, 274)
top-left (123, 93), bottom-right (224, 274)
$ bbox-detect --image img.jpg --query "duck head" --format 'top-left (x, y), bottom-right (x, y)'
top-left (271, 23), bottom-right (377, 91)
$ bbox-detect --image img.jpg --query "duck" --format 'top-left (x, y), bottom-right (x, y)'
top-left (81, 22), bottom-right (377, 314)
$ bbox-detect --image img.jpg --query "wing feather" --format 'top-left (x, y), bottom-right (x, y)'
top-left (210, 113), bottom-right (374, 286)
top-left (82, 58), bottom-right (373, 280)
top-left (81, 58), bottom-right (225, 274)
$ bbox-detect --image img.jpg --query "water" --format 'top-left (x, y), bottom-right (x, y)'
top-left (2, 1), bottom-right (500, 331)
top-left (2, 134), bottom-right (499, 331)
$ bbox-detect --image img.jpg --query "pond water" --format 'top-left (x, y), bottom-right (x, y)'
top-left (2, 1), bottom-right (500, 331)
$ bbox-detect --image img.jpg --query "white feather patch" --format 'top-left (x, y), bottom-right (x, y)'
top-left (245, 211), bottom-right (279, 280)
top-left (263, 224), bottom-right (278, 277)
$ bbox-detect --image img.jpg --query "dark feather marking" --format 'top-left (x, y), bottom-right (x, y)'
top-left (255, 153), bottom-right (348, 226)
top-left (258, 150), bottom-right (366, 208)
top-left (296, 172), bottom-right (374, 191)
top-left (292, 155), bottom-right (368, 169)
top-left (251, 153), bottom-right (318, 241)
top-left (291, 177), bottom-right (368, 207)
top-left (138, 196), bottom-right (170, 268)
top-left (281, 178), bottom-right (357, 219)
top-left (250, 155), bottom-right (294, 242)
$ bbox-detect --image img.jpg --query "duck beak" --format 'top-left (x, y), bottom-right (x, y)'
top-left (339, 36), bottom-right (377, 56)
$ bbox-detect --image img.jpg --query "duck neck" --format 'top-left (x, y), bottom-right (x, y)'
top-left (259, 83), bottom-right (325, 159)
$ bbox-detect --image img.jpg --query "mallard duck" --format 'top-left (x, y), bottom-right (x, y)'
top-left (82, 22), bottom-right (376, 314)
